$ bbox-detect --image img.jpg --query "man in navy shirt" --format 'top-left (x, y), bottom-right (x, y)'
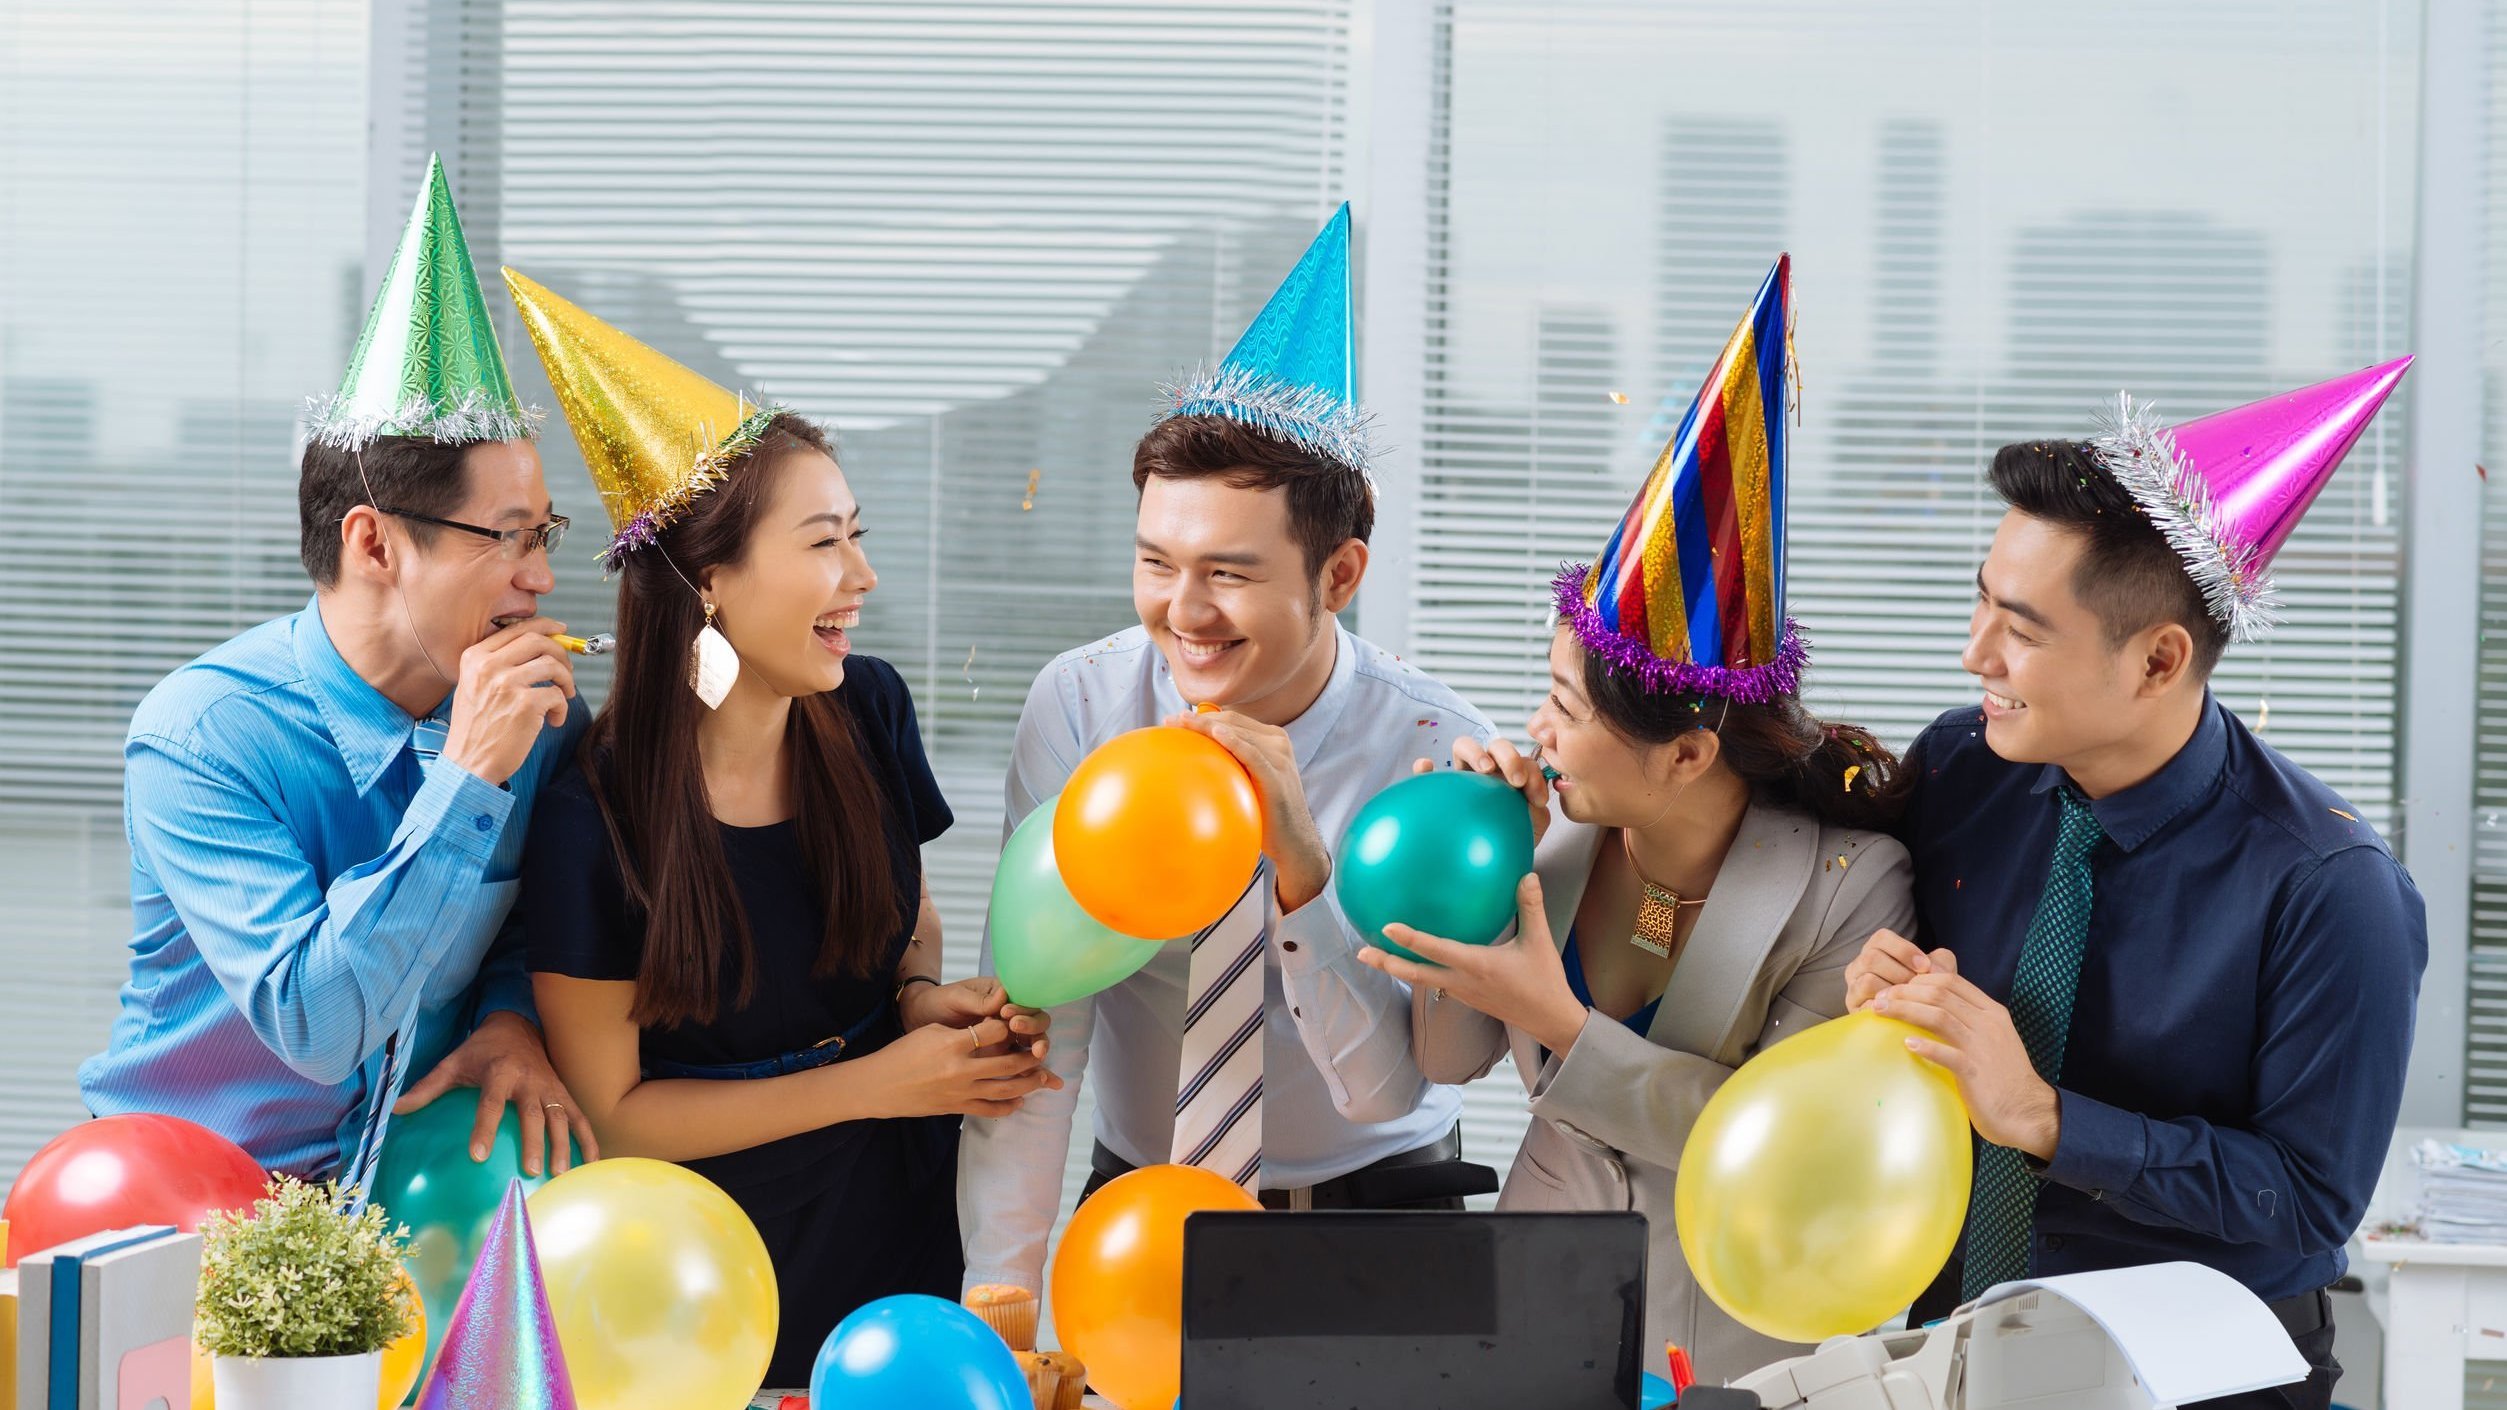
top-left (1847, 364), bottom-right (2423, 1410)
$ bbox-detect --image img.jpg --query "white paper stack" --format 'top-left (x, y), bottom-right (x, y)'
top-left (2411, 1139), bottom-right (2507, 1243)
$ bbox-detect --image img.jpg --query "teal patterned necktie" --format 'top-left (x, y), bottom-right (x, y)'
top-left (1961, 788), bottom-right (2104, 1301)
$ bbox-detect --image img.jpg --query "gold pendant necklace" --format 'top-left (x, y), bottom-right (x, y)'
top-left (1622, 829), bottom-right (1706, 958)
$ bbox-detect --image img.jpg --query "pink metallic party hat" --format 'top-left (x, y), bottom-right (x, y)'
top-left (2090, 357), bottom-right (2411, 642)
top-left (414, 1180), bottom-right (577, 1410)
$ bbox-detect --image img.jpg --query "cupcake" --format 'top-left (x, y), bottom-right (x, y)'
top-left (1040, 1350), bottom-right (1087, 1410)
top-left (1011, 1350), bottom-right (1060, 1410)
top-left (963, 1283), bottom-right (1039, 1352)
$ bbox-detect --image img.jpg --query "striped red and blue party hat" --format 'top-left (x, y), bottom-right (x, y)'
top-left (1555, 254), bottom-right (1804, 701)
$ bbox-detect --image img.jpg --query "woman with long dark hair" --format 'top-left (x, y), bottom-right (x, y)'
top-left (503, 273), bottom-right (1055, 1384)
top-left (1354, 259), bottom-right (1915, 1382)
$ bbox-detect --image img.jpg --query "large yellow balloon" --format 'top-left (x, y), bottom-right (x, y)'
top-left (1675, 1011), bottom-right (1971, 1345)
top-left (527, 1159), bottom-right (777, 1410)
top-left (1050, 1165), bottom-right (1262, 1410)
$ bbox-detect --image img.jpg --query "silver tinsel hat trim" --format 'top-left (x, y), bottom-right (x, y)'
top-left (2088, 391), bottom-right (2277, 643)
top-left (303, 390), bottom-right (543, 452)
top-left (1160, 363), bottom-right (1377, 482)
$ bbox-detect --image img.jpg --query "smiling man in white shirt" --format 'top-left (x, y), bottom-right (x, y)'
top-left (957, 205), bottom-right (1500, 1296)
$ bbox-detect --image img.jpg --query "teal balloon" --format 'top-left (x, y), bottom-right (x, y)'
top-left (370, 1090), bottom-right (579, 1398)
top-left (1336, 770), bottom-right (1537, 964)
top-left (990, 793), bottom-right (1168, 1009)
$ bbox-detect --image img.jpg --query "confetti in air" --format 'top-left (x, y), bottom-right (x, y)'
top-left (1843, 764), bottom-right (1863, 793)
top-left (1022, 468), bottom-right (1041, 512)
top-left (1608, 390), bottom-right (1629, 405)
top-left (964, 644), bottom-right (979, 701)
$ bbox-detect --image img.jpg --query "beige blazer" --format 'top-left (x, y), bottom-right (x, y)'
top-left (1413, 799), bottom-right (1915, 1385)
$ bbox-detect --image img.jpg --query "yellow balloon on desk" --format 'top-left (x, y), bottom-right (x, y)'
top-left (527, 1158), bottom-right (776, 1410)
top-left (378, 1279), bottom-right (428, 1406)
top-left (1674, 1011), bottom-right (1972, 1345)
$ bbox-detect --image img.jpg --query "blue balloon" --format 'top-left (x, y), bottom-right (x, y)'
top-left (811, 1294), bottom-right (1028, 1410)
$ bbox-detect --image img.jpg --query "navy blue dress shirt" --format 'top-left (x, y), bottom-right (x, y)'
top-left (1898, 695), bottom-right (2425, 1316)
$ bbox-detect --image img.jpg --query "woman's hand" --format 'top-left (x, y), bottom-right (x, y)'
top-left (899, 975), bottom-right (1051, 1056)
top-left (1356, 875), bottom-right (1587, 1055)
top-left (861, 1015), bottom-right (1063, 1119)
top-left (1413, 735), bottom-right (1552, 846)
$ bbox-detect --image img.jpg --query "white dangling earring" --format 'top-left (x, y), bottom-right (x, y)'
top-left (689, 601), bottom-right (738, 709)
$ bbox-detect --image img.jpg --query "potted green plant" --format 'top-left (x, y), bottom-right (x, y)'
top-left (195, 1178), bottom-right (415, 1410)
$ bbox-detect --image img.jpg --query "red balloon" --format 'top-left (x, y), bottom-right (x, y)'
top-left (3, 1115), bottom-right (267, 1266)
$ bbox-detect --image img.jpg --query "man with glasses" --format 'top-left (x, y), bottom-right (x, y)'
top-left (79, 159), bottom-right (597, 1185)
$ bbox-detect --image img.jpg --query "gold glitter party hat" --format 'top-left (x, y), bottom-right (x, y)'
top-left (501, 266), bottom-right (775, 566)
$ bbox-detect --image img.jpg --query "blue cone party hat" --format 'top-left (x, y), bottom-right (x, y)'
top-left (1163, 202), bottom-right (1371, 478)
top-left (414, 1180), bottom-right (577, 1410)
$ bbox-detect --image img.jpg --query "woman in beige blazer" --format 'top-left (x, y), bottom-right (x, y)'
top-left (1356, 621), bottom-right (1917, 1384)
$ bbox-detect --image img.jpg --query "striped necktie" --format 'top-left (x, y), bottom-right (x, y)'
top-left (1171, 863), bottom-right (1269, 1192)
top-left (340, 710), bottom-right (449, 1209)
top-left (1961, 788), bottom-right (2105, 1300)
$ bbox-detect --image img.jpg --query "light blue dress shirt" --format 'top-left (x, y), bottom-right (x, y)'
top-left (78, 597), bottom-right (584, 1176)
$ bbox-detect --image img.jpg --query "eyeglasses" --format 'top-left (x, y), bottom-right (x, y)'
top-left (375, 507), bottom-right (569, 560)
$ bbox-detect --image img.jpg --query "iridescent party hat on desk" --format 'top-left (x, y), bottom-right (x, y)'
top-left (413, 1180), bottom-right (576, 1410)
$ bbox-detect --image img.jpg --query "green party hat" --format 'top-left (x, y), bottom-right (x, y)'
top-left (308, 154), bottom-right (534, 449)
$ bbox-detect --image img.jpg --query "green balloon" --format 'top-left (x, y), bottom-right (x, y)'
top-left (1337, 770), bottom-right (1537, 964)
top-left (991, 794), bottom-right (1170, 1009)
top-left (371, 1090), bottom-right (580, 1398)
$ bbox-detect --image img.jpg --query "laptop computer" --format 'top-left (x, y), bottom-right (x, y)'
top-left (1179, 1210), bottom-right (1649, 1409)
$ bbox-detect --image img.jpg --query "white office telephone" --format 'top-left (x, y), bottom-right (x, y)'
top-left (1725, 1262), bottom-right (2309, 1410)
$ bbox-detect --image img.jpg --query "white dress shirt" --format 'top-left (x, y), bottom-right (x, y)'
top-left (957, 622), bottom-right (1495, 1292)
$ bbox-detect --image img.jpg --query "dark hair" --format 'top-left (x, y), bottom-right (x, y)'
top-left (581, 413), bottom-right (903, 1027)
top-left (1131, 414), bottom-right (1373, 577)
top-left (1988, 440), bottom-right (2229, 679)
top-left (297, 436), bottom-right (476, 587)
top-left (1576, 644), bottom-right (1909, 833)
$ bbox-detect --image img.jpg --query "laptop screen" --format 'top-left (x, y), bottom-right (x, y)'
top-left (1180, 1210), bottom-right (1648, 1410)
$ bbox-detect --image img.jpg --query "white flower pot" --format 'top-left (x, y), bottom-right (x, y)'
top-left (211, 1349), bottom-right (383, 1410)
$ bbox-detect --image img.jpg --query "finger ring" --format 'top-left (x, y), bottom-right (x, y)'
top-left (543, 1102), bottom-right (566, 1112)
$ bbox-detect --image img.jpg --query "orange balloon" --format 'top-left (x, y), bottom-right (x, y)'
top-left (191, 1273), bottom-right (427, 1409)
top-left (1053, 728), bottom-right (1261, 939)
top-left (1049, 1164), bottom-right (1261, 1410)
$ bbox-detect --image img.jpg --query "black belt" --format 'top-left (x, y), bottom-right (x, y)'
top-left (1087, 1123), bottom-right (1499, 1210)
top-left (642, 1002), bottom-right (891, 1081)
top-left (2266, 1285), bottom-right (2331, 1340)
